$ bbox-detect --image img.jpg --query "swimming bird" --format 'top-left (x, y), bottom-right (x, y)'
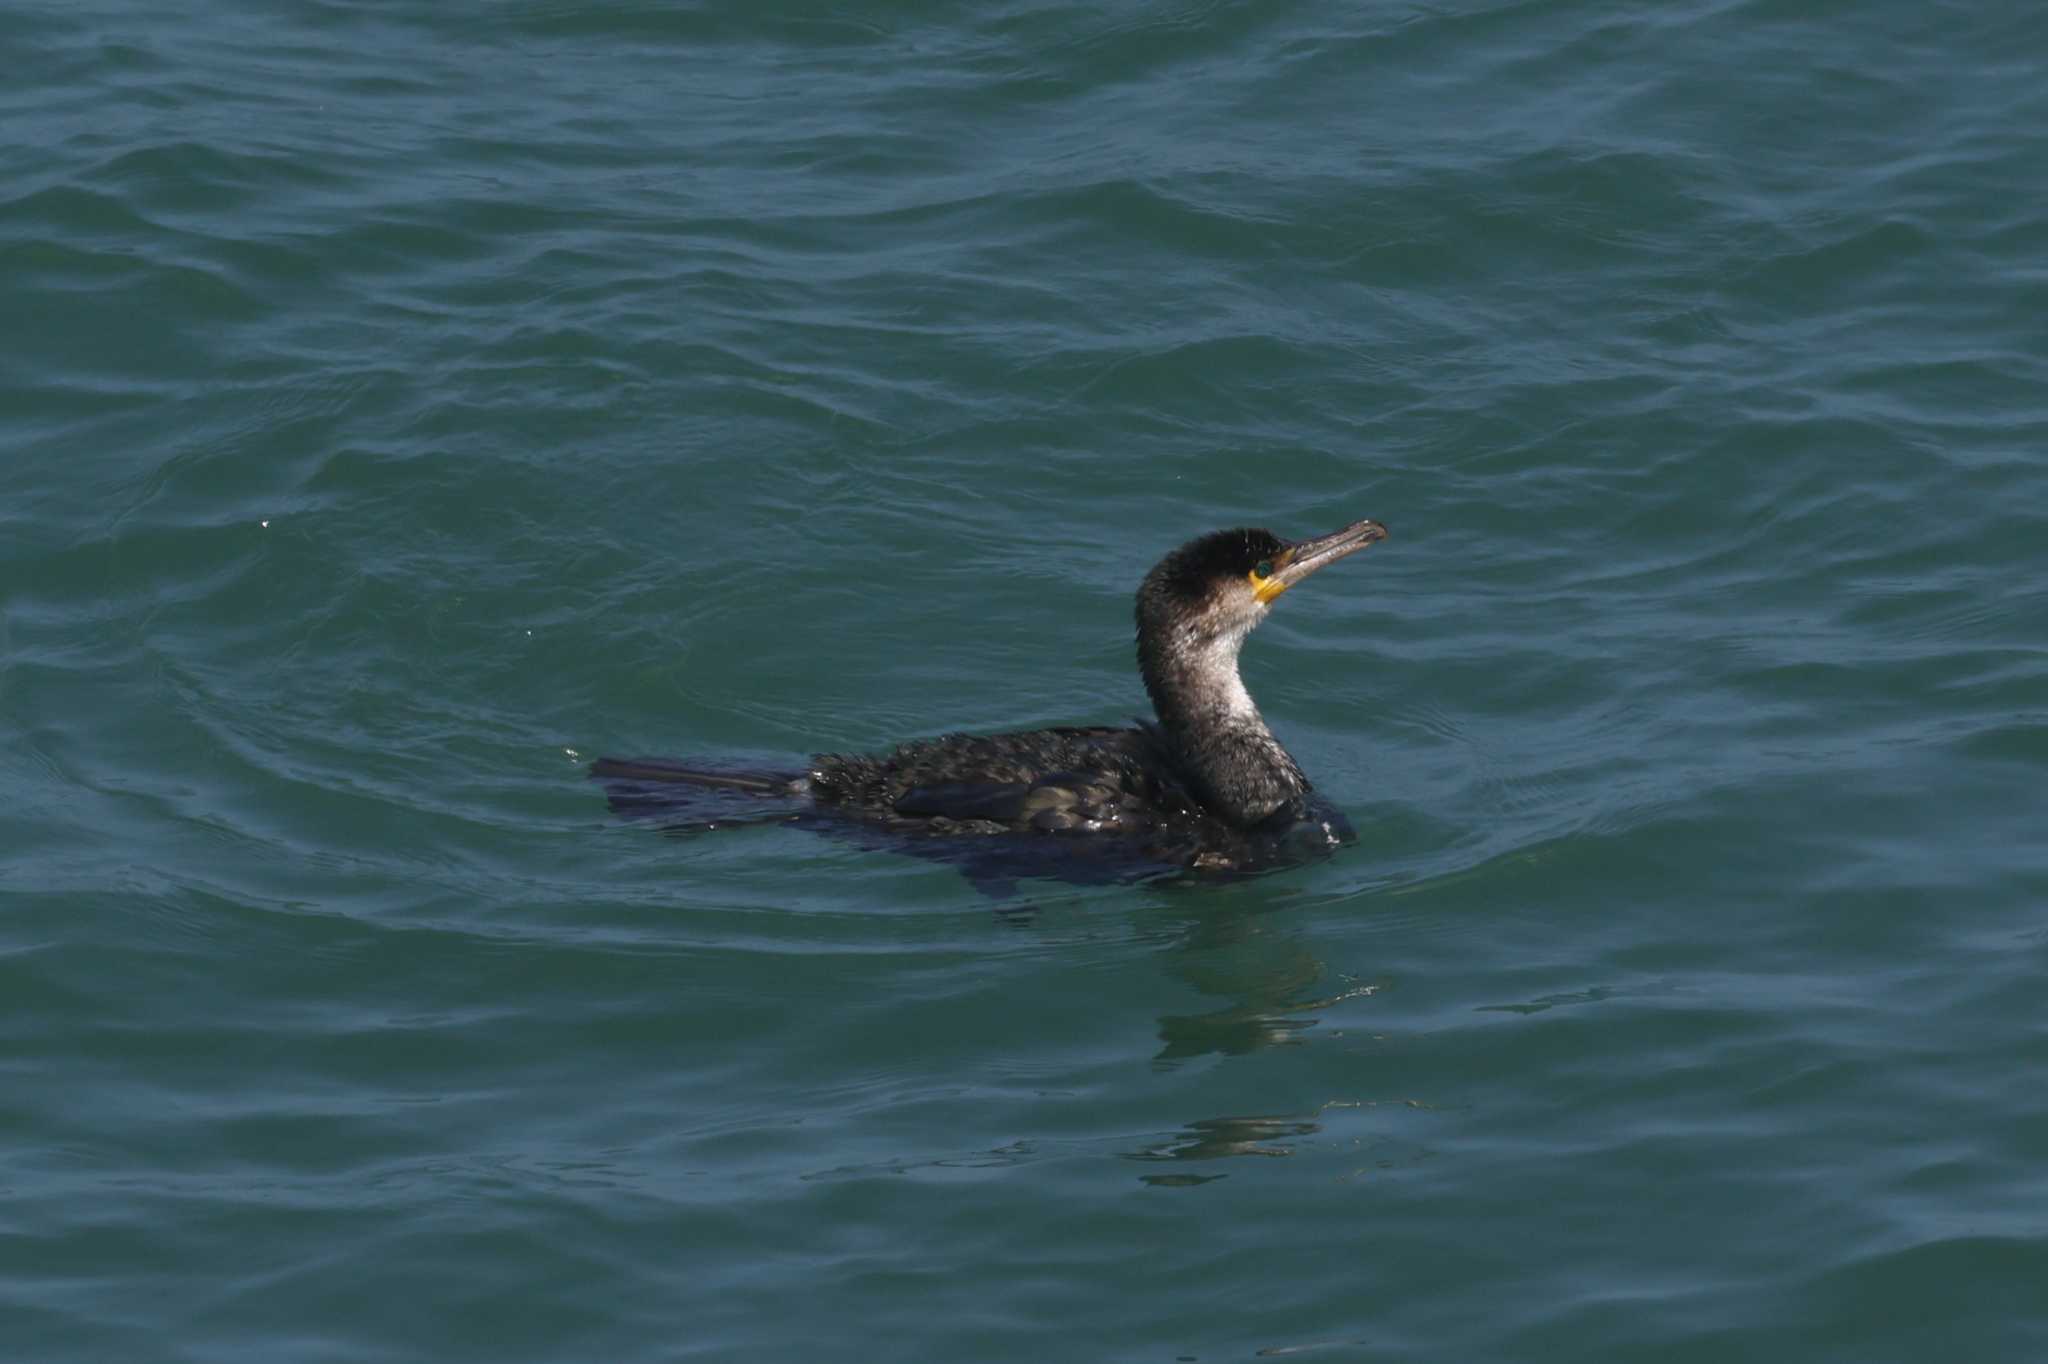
top-left (591, 517), bottom-right (1389, 884)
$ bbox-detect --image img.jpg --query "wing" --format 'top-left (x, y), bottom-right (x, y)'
top-left (813, 725), bottom-right (1199, 834)
top-left (892, 768), bottom-right (1160, 832)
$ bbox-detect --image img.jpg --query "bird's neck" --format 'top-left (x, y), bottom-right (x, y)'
top-left (1139, 628), bottom-right (1309, 827)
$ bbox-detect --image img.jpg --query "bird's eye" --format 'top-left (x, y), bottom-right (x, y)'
top-left (1253, 560), bottom-right (1274, 579)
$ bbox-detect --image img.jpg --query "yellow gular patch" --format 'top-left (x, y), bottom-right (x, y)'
top-left (1249, 570), bottom-right (1289, 604)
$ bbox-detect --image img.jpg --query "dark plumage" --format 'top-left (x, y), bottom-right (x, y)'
top-left (591, 517), bottom-right (1389, 885)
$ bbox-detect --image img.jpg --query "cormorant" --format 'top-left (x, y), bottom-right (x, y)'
top-left (591, 517), bottom-right (1389, 884)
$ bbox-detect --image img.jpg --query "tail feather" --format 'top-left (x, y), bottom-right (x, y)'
top-left (589, 756), bottom-right (811, 830)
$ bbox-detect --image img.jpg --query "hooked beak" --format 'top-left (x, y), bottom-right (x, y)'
top-left (1261, 518), bottom-right (1389, 601)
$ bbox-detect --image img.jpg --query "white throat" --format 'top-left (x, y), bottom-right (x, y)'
top-left (1177, 617), bottom-right (1266, 725)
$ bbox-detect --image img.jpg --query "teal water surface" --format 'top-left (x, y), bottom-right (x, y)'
top-left (5, 2), bottom-right (2047, 1360)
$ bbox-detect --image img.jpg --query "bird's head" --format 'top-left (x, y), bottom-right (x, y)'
top-left (1136, 518), bottom-right (1389, 650)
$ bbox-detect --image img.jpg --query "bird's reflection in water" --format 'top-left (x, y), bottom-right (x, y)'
top-left (1154, 1005), bottom-right (1320, 1060)
top-left (1117, 893), bottom-right (1392, 1183)
top-left (1146, 892), bottom-right (1374, 1064)
top-left (1126, 1113), bottom-right (1324, 1185)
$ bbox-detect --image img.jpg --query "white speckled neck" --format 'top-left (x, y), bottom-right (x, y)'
top-left (1137, 604), bottom-right (1308, 826)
